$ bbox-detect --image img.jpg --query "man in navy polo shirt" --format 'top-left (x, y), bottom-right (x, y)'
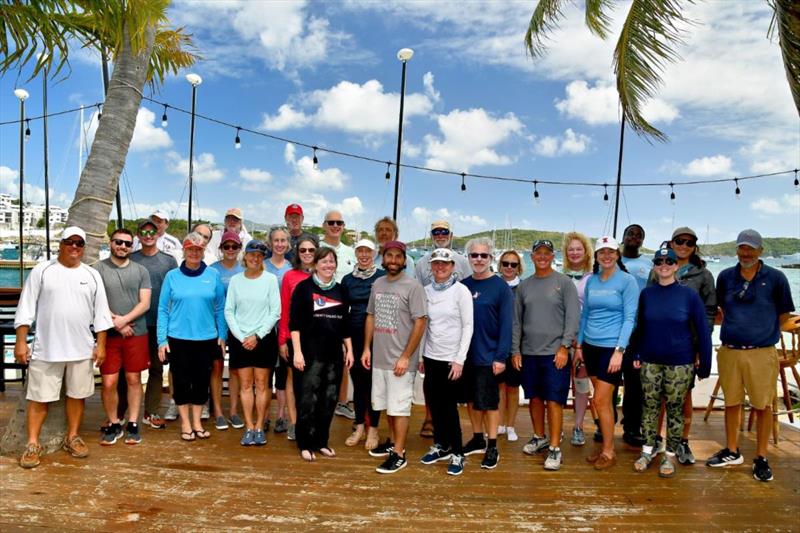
top-left (705, 229), bottom-right (794, 482)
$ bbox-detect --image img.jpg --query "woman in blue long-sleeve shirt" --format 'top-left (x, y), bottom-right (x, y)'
top-left (158, 232), bottom-right (227, 441)
top-left (631, 247), bottom-right (711, 477)
top-left (575, 236), bottom-right (639, 470)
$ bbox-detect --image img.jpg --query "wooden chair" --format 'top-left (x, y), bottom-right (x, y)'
top-left (0, 288), bottom-right (29, 392)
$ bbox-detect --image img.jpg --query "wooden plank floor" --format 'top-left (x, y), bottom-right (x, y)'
top-left (0, 385), bottom-right (798, 532)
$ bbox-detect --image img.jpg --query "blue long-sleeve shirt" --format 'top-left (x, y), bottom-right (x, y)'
top-left (461, 275), bottom-right (513, 366)
top-left (631, 282), bottom-right (713, 378)
top-left (577, 269), bottom-right (639, 349)
top-left (157, 266), bottom-right (227, 346)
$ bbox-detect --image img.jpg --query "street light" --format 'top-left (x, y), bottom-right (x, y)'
top-left (185, 73), bottom-right (202, 229)
top-left (14, 89), bottom-right (29, 286)
top-left (392, 48), bottom-right (414, 220)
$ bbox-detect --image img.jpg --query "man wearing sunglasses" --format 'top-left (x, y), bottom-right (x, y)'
top-left (414, 220), bottom-right (471, 286)
top-left (131, 219), bottom-right (179, 429)
top-left (15, 226), bottom-right (114, 468)
top-left (707, 229), bottom-right (795, 482)
top-left (94, 228), bottom-right (152, 446)
top-left (319, 210), bottom-right (356, 283)
top-left (132, 210), bottom-right (182, 261)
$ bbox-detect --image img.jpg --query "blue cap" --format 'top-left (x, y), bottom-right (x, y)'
top-left (244, 239), bottom-right (268, 255)
top-left (652, 247), bottom-right (677, 262)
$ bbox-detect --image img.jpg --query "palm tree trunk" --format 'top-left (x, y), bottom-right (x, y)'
top-left (0, 22), bottom-right (156, 458)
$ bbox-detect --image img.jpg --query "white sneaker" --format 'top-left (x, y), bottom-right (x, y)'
top-left (164, 400), bottom-right (178, 421)
top-left (506, 427), bottom-right (519, 442)
top-left (201, 404), bottom-right (210, 420)
top-left (544, 447), bottom-right (562, 471)
top-left (497, 425), bottom-right (507, 435)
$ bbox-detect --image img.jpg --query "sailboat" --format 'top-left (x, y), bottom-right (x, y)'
top-left (704, 225), bottom-right (720, 262)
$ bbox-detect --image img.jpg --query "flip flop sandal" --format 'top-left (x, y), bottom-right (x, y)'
top-left (194, 429), bottom-right (211, 439)
top-left (419, 420), bottom-right (434, 438)
top-left (301, 450), bottom-right (316, 462)
top-left (180, 431), bottom-right (196, 442)
top-left (319, 447), bottom-right (336, 458)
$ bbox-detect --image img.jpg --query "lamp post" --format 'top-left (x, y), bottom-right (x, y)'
top-left (392, 48), bottom-right (414, 221)
top-left (14, 88), bottom-right (29, 286)
top-left (185, 73), bottom-right (202, 229)
top-left (42, 64), bottom-right (51, 259)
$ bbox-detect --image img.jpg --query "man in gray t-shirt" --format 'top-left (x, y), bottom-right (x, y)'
top-left (362, 241), bottom-right (427, 474)
top-left (93, 229), bottom-right (152, 445)
top-left (511, 239), bottom-right (579, 471)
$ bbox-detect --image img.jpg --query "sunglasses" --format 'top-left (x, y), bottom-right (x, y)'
top-left (222, 244), bottom-right (241, 251)
top-left (112, 239), bottom-right (133, 248)
top-left (470, 253), bottom-right (490, 259)
top-left (431, 228), bottom-right (450, 236)
top-left (139, 229), bottom-right (157, 237)
top-left (673, 237), bottom-right (696, 247)
top-left (653, 258), bottom-right (677, 266)
top-left (500, 261), bottom-right (519, 268)
top-left (298, 247), bottom-right (316, 254)
top-left (325, 220), bottom-right (345, 226)
top-left (61, 239), bottom-right (85, 248)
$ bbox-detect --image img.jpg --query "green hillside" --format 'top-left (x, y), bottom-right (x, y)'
top-left (700, 238), bottom-right (800, 257)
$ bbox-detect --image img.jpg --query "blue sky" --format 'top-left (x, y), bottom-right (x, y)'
top-left (1, 0), bottom-right (798, 248)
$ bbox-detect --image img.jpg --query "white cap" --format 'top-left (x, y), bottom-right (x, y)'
top-left (354, 238), bottom-right (376, 251)
top-left (62, 226), bottom-right (86, 241)
top-left (430, 248), bottom-right (456, 263)
top-left (595, 236), bottom-right (619, 252)
top-left (151, 209), bottom-right (169, 222)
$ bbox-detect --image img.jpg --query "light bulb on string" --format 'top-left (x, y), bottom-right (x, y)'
top-left (161, 105), bottom-right (168, 127)
top-left (603, 184), bottom-right (609, 204)
top-left (533, 180), bottom-right (540, 204)
top-left (669, 183), bottom-right (675, 205)
top-left (385, 162), bottom-right (391, 181)
top-left (24, 119), bottom-right (31, 142)
top-left (734, 178), bottom-right (741, 200)
top-left (234, 127), bottom-right (241, 149)
top-left (793, 169), bottom-right (798, 191)
top-left (312, 146), bottom-right (319, 170)
top-left (96, 103), bottom-right (102, 121)
top-left (461, 173), bottom-right (466, 192)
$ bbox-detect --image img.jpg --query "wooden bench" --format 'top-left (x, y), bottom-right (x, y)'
top-left (0, 288), bottom-right (29, 392)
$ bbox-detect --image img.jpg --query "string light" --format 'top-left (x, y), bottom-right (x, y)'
top-left (794, 169), bottom-right (798, 190)
top-left (533, 180), bottom-right (540, 204)
top-left (234, 127), bottom-right (241, 149)
top-left (385, 162), bottom-right (391, 180)
top-left (312, 146), bottom-right (319, 170)
top-left (669, 182), bottom-right (675, 204)
top-left (161, 104), bottom-right (168, 127)
top-left (96, 103), bottom-right (102, 121)
top-left (734, 178), bottom-right (741, 199)
top-left (603, 183), bottom-right (609, 204)
top-left (24, 119), bottom-right (31, 141)
top-left (461, 172), bottom-right (467, 191)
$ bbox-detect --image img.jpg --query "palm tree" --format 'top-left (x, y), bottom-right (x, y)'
top-left (0, 0), bottom-right (196, 456)
top-left (525, 0), bottom-right (800, 142)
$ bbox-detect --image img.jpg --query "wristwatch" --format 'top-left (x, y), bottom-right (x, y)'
top-left (614, 346), bottom-right (626, 355)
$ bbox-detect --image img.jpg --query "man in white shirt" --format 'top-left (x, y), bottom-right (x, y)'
top-left (14, 226), bottom-right (114, 469)
top-left (319, 210), bottom-right (356, 283)
top-left (207, 207), bottom-right (253, 261)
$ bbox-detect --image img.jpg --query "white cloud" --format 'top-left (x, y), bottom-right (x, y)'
top-left (127, 201), bottom-right (220, 223)
top-left (681, 155), bottom-right (733, 177)
top-left (555, 80), bottom-right (678, 126)
top-left (84, 107), bottom-right (172, 152)
top-left (238, 168), bottom-right (273, 183)
top-left (261, 78), bottom-right (435, 135)
top-left (166, 151), bottom-right (225, 183)
top-left (750, 194), bottom-right (800, 216)
top-left (424, 108), bottom-right (524, 171)
top-left (0, 166), bottom-right (71, 206)
top-left (423, 71), bottom-right (441, 103)
top-left (409, 205), bottom-right (486, 238)
top-left (534, 129), bottom-right (591, 157)
top-left (283, 143), bottom-right (347, 190)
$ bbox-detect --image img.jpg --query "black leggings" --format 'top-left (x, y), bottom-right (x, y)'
top-left (169, 337), bottom-right (215, 406)
top-left (350, 332), bottom-right (380, 427)
top-left (423, 357), bottom-right (463, 454)
top-left (293, 354), bottom-right (343, 451)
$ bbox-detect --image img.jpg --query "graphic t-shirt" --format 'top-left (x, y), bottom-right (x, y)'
top-left (366, 275), bottom-right (427, 370)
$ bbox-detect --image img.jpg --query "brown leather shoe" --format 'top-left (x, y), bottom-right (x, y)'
top-left (20, 442), bottom-right (43, 468)
top-left (586, 447), bottom-right (603, 463)
top-left (63, 435), bottom-right (89, 458)
top-left (594, 453), bottom-right (617, 470)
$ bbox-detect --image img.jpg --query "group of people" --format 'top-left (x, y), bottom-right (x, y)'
top-left (12, 205), bottom-right (795, 483)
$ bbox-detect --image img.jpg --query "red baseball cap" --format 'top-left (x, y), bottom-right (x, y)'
top-left (285, 203), bottom-right (303, 217)
top-left (382, 240), bottom-right (406, 256)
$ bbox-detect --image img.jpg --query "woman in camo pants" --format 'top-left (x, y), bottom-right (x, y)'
top-left (630, 247), bottom-right (712, 477)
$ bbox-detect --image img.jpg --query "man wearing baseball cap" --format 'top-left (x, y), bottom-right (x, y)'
top-left (15, 226), bottom-right (114, 468)
top-left (706, 229), bottom-right (794, 482)
top-left (268, 203), bottom-right (315, 262)
top-left (132, 209), bottom-right (182, 260)
top-left (415, 220), bottom-right (471, 286)
top-left (208, 208), bottom-right (253, 261)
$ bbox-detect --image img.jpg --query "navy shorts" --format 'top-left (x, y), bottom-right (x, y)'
top-left (461, 363), bottom-right (500, 411)
top-left (520, 355), bottom-right (571, 405)
top-left (497, 356), bottom-right (522, 387)
top-left (228, 331), bottom-right (278, 370)
top-left (583, 343), bottom-right (622, 386)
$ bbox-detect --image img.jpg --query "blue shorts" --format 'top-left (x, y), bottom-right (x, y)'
top-left (520, 355), bottom-right (571, 405)
top-left (583, 343), bottom-right (622, 386)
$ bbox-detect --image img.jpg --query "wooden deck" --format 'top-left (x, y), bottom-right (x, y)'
top-left (0, 385), bottom-right (798, 532)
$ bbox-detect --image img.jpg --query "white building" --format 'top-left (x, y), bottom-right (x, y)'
top-left (0, 194), bottom-right (69, 231)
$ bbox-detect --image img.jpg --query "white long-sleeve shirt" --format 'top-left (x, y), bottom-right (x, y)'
top-left (14, 259), bottom-right (113, 362)
top-left (420, 281), bottom-right (473, 365)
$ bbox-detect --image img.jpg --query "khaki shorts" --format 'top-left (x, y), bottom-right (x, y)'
top-left (26, 359), bottom-right (95, 403)
top-left (371, 368), bottom-right (415, 417)
top-left (717, 346), bottom-right (778, 410)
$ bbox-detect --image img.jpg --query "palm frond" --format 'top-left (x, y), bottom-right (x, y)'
top-left (769, 0), bottom-right (800, 116)
top-left (614, 0), bottom-right (694, 142)
top-left (525, 0), bottom-right (570, 59)
top-left (585, 0), bottom-right (615, 39)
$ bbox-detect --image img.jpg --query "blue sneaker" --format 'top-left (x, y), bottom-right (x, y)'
top-left (240, 429), bottom-right (255, 446)
top-left (253, 429), bottom-right (267, 446)
top-left (420, 444), bottom-right (452, 464)
top-left (100, 423), bottom-right (123, 446)
top-left (447, 454), bottom-right (465, 476)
